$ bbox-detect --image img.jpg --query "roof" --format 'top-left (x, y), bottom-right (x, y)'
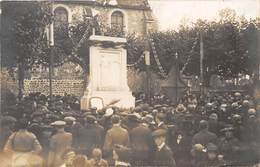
top-left (56, 0), bottom-right (151, 10)
top-left (96, 0), bottom-right (149, 6)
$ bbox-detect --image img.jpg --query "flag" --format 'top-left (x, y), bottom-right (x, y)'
top-left (91, 8), bottom-right (100, 17)
top-left (109, 0), bottom-right (118, 5)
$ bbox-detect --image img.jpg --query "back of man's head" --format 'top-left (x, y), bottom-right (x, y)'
top-left (18, 118), bottom-right (28, 129)
top-left (111, 115), bottom-right (120, 124)
top-left (199, 120), bottom-right (208, 130)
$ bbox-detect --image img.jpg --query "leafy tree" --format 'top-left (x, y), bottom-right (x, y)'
top-left (240, 18), bottom-right (260, 81)
top-left (150, 8), bottom-right (260, 86)
top-left (1, 1), bottom-right (52, 99)
top-left (2, 2), bottom-right (146, 96)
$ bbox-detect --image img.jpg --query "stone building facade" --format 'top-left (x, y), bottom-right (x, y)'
top-left (53, 0), bottom-right (158, 36)
top-left (23, 0), bottom-right (159, 96)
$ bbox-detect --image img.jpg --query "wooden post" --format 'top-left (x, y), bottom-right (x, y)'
top-left (49, 1), bottom-right (54, 106)
top-left (175, 52), bottom-right (178, 103)
top-left (200, 31), bottom-right (204, 96)
top-left (144, 50), bottom-right (151, 104)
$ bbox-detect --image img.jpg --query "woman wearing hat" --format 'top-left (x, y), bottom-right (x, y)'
top-left (219, 126), bottom-right (241, 163)
top-left (204, 143), bottom-right (226, 167)
top-left (152, 129), bottom-right (176, 167)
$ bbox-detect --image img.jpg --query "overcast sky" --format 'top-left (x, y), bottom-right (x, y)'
top-left (149, 0), bottom-right (260, 30)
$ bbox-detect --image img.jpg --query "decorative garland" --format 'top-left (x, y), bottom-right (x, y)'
top-left (89, 40), bottom-right (126, 49)
top-left (68, 25), bottom-right (92, 59)
top-left (180, 34), bottom-right (199, 74)
top-left (127, 53), bottom-right (144, 67)
top-left (53, 24), bottom-right (92, 67)
top-left (52, 24), bottom-right (200, 79)
top-left (148, 32), bottom-right (168, 78)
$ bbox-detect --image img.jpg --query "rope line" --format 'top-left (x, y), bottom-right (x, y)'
top-left (148, 33), bottom-right (168, 78)
top-left (127, 54), bottom-right (144, 67)
top-left (180, 34), bottom-right (199, 74)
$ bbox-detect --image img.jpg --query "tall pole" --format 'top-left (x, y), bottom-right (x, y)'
top-left (175, 52), bottom-right (178, 103)
top-left (143, 10), bottom-right (152, 104)
top-left (145, 51), bottom-right (151, 104)
top-left (49, 1), bottom-right (54, 106)
top-left (199, 31), bottom-right (204, 96)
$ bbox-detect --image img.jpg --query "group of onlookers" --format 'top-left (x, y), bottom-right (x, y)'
top-left (0, 91), bottom-right (259, 167)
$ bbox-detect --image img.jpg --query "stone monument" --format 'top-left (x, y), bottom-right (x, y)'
top-left (80, 35), bottom-right (135, 110)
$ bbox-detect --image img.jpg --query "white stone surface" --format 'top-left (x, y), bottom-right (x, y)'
top-left (81, 35), bottom-right (135, 110)
top-left (89, 35), bottom-right (127, 43)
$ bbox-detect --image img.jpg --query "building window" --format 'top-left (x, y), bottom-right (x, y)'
top-left (54, 7), bottom-right (68, 32)
top-left (111, 11), bottom-right (124, 31)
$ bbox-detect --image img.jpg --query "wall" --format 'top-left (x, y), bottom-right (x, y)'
top-left (24, 79), bottom-right (84, 96)
top-left (22, 68), bottom-right (162, 97)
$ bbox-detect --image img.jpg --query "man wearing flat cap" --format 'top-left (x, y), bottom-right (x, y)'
top-left (204, 143), bottom-right (224, 167)
top-left (76, 115), bottom-right (104, 156)
top-left (190, 143), bottom-right (207, 167)
top-left (156, 112), bottom-right (168, 130)
top-left (129, 116), bottom-right (154, 166)
top-left (208, 113), bottom-right (223, 136)
top-left (99, 108), bottom-right (114, 131)
top-left (143, 114), bottom-right (157, 131)
top-left (64, 116), bottom-right (76, 133)
top-left (103, 115), bottom-right (130, 160)
top-left (48, 120), bottom-right (72, 167)
top-left (152, 129), bottom-right (176, 167)
top-left (192, 120), bottom-right (217, 146)
top-left (219, 125), bottom-right (241, 162)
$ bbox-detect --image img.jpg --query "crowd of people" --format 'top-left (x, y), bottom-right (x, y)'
top-left (0, 91), bottom-right (259, 167)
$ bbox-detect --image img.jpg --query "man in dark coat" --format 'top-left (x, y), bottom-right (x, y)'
top-left (192, 120), bottom-right (218, 146)
top-left (4, 119), bottom-right (42, 154)
top-left (64, 116), bottom-right (76, 133)
top-left (103, 115), bottom-right (130, 161)
top-left (218, 126), bottom-right (241, 163)
top-left (0, 116), bottom-right (16, 151)
top-left (156, 113), bottom-right (168, 130)
top-left (129, 118), bottom-right (155, 166)
top-left (77, 115), bottom-right (104, 156)
top-left (152, 129), bottom-right (176, 167)
top-left (208, 113), bottom-right (222, 136)
top-left (99, 108), bottom-right (114, 131)
top-left (48, 121), bottom-right (72, 167)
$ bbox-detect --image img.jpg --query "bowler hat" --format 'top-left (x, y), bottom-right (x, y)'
top-left (248, 108), bottom-right (256, 115)
top-left (220, 126), bottom-right (234, 132)
top-left (152, 129), bottom-right (167, 138)
top-left (1, 116), bottom-right (17, 125)
top-left (143, 114), bottom-right (156, 125)
top-left (51, 120), bottom-right (66, 127)
top-left (234, 92), bottom-right (241, 97)
top-left (128, 113), bottom-right (142, 122)
top-left (64, 116), bottom-right (76, 122)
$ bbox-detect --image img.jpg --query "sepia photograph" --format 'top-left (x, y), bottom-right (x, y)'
top-left (0, 0), bottom-right (260, 166)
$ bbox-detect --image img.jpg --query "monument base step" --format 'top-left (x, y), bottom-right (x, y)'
top-left (80, 91), bottom-right (135, 110)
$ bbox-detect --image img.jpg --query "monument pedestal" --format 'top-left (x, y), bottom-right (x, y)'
top-left (81, 35), bottom-right (135, 110)
top-left (81, 90), bottom-right (135, 109)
